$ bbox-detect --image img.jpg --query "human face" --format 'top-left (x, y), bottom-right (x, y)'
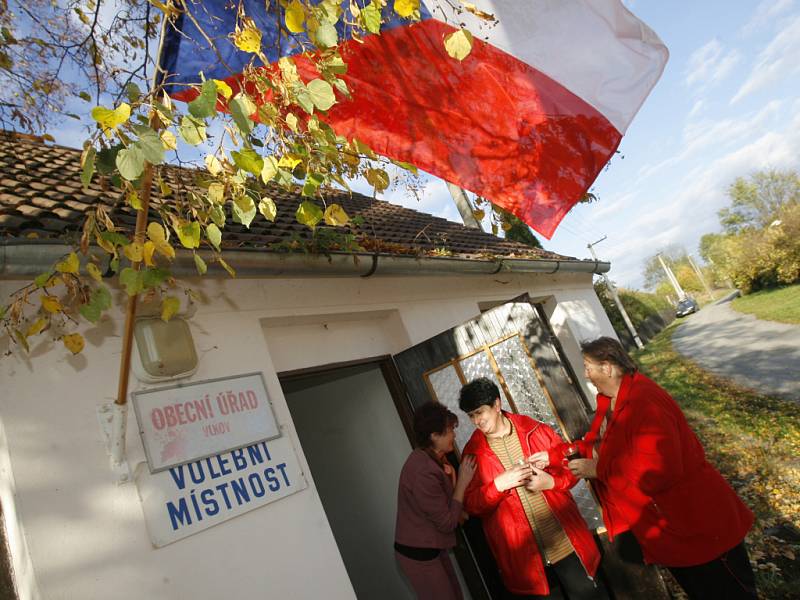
top-left (430, 425), bottom-right (456, 455)
top-left (467, 398), bottom-right (503, 436)
top-left (583, 356), bottom-right (615, 396)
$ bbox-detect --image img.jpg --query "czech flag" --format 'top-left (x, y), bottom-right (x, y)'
top-left (160, 1), bottom-right (667, 238)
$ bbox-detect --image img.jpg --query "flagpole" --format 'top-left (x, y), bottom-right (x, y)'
top-left (108, 10), bottom-right (169, 476)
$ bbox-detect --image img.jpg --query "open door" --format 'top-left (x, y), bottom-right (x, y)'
top-left (392, 295), bottom-right (669, 600)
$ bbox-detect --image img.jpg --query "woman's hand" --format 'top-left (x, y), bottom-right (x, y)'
top-left (524, 466), bottom-right (555, 491)
top-left (494, 464), bottom-right (532, 492)
top-left (568, 458), bottom-right (598, 479)
top-left (456, 455), bottom-right (477, 489)
top-left (452, 455), bottom-right (477, 503)
top-left (528, 451), bottom-right (550, 469)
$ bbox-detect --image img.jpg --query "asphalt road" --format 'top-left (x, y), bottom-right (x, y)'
top-left (671, 295), bottom-right (800, 401)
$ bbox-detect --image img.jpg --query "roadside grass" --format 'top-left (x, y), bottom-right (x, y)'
top-left (633, 324), bottom-right (800, 600)
top-left (731, 285), bottom-right (800, 324)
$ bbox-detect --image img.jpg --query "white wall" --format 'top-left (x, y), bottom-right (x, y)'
top-left (0, 269), bottom-right (613, 599)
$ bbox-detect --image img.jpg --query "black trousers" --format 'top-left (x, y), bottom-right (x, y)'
top-left (668, 541), bottom-right (757, 600)
top-left (504, 552), bottom-right (610, 600)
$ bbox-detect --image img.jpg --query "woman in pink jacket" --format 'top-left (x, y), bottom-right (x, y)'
top-left (394, 402), bottom-right (477, 599)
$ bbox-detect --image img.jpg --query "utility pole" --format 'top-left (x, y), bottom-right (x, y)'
top-left (687, 255), bottom-right (713, 298)
top-left (588, 237), bottom-right (644, 349)
top-left (657, 253), bottom-right (686, 301)
top-left (447, 183), bottom-right (483, 230)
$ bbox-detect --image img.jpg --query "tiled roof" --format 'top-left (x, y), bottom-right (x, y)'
top-left (0, 131), bottom-right (570, 261)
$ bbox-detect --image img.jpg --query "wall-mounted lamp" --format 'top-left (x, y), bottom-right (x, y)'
top-left (133, 317), bottom-right (198, 382)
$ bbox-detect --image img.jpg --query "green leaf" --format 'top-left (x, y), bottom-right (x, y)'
top-left (294, 85), bottom-right (315, 115)
top-left (362, 1), bottom-right (382, 33)
top-left (135, 128), bottom-right (165, 165)
top-left (232, 195), bottom-right (256, 228)
top-left (34, 271), bottom-right (53, 288)
top-left (79, 91), bottom-right (92, 102)
top-left (125, 82), bottom-right (142, 103)
top-left (188, 79), bottom-right (218, 119)
top-left (210, 205), bottom-right (226, 228)
top-left (315, 22), bottom-right (338, 48)
top-left (296, 201), bottom-right (323, 229)
top-left (258, 197), bottom-right (277, 221)
top-left (95, 145), bottom-right (121, 174)
top-left (176, 221), bottom-right (201, 249)
top-left (307, 79), bottom-right (336, 111)
top-left (230, 94), bottom-right (256, 135)
top-left (302, 172), bottom-right (324, 197)
top-left (193, 253), bottom-right (207, 275)
top-left (81, 147), bottom-right (96, 188)
top-left (218, 258), bottom-right (236, 278)
top-left (444, 28), bottom-right (474, 61)
top-left (142, 267), bottom-right (170, 289)
top-left (206, 223), bottom-right (222, 251)
top-left (231, 148), bottom-right (264, 176)
top-left (119, 268), bottom-right (144, 296)
top-left (79, 284), bottom-right (112, 322)
top-left (261, 156), bottom-right (279, 183)
top-left (179, 115), bottom-right (207, 145)
top-left (116, 145), bottom-right (145, 181)
top-left (98, 231), bottom-right (130, 247)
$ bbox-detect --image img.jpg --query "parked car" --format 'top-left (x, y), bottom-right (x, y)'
top-left (676, 297), bottom-right (699, 317)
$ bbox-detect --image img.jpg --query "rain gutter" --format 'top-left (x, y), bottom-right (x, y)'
top-left (0, 240), bottom-right (610, 279)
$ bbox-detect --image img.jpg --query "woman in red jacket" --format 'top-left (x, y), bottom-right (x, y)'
top-left (534, 337), bottom-right (756, 599)
top-left (459, 378), bottom-right (607, 599)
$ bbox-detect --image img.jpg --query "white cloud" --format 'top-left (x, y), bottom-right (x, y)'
top-left (687, 99), bottom-right (706, 120)
top-left (740, 0), bottom-right (795, 36)
top-left (596, 98), bottom-right (800, 288)
top-left (684, 39), bottom-right (741, 89)
top-left (732, 15), bottom-right (800, 103)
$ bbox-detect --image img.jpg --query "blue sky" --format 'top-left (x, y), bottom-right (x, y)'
top-left (379, 0), bottom-right (800, 288)
top-left (47, 0), bottom-right (800, 289)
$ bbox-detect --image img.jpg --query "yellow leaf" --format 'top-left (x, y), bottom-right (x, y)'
top-left (285, 0), bottom-right (306, 33)
top-left (147, 222), bottom-right (168, 244)
top-left (213, 79), bottom-right (233, 100)
top-left (41, 295), bottom-right (62, 314)
top-left (205, 154), bottom-right (223, 176)
top-left (234, 21), bottom-right (262, 53)
top-left (394, 0), bottom-right (419, 18)
top-left (259, 197), bottom-right (277, 221)
top-left (55, 252), bottom-right (80, 274)
top-left (218, 258), bottom-right (236, 278)
top-left (208, 182), bottom-right (225, 203)
top-left (143, 241), bottom-right (156, 267)
top-left (324, 203), bottom-right (350, 226)
top-left (62, 333), bottom-right (85, 355)
top-left (91, 103), bottom-right (131, 135)
top-left (95, 233), bottom-right (116, 255)
top-left (462, 2), bottom-right (496, 21)
top-left (127, 189), bottom-right (142, 210)
top-left (278, 154), bottom-right (302, 170)
top-left (86, 263), bottom-right (103, 282)
top-left (161, 296), bottom-right (181, 322)
top-left (123, 241), bottom-right (144, 262)
top-left (26, 317), bottom-right (47, 338)
top-left (160, 130), bottom-right (178, 150)
top-left (444, 28), bottom-right (473, 61)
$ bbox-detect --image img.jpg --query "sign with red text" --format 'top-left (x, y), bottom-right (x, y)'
top-left (132, 372), bottom-right (279, 473)
top-left (134, 436), bottom-right (307, 547)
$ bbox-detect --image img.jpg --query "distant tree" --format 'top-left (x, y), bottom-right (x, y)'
top-left (642, 245), bottom-right (688, 290)
top-left (718, 169), bottom-right (800, 233)
top-left (503, 214), bottom-right (542, 248)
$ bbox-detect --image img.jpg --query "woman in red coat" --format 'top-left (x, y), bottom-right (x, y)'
top-left (459, 378), bottom-right (607, 599)
top-left (534, 337), bottom-right (756, 599)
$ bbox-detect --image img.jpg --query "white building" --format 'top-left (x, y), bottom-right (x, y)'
top-left (0, 133), bottom-right (618, 599)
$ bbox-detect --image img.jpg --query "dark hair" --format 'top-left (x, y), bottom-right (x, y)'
top-left (459, 377), bottom-right (500, 413)
top-left (413, 402), bottom-right (458, 448)
top-left (580, 336), bottom-right (637, 374)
